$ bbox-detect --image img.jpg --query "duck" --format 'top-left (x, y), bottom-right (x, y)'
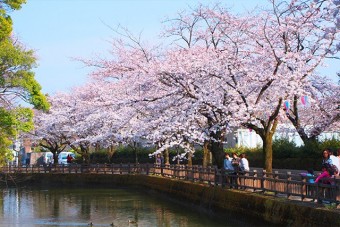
top-left (128, 219), bottom-right (137, 224)
top-left (88, 222), bottom-right (93, 226)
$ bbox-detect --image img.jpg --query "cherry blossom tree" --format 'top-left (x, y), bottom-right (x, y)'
top-left (44, 0), bottom-right (338, 172)
top-left (78, 1), bottom-right (338, 171)
top-left (161, 0), bottom-right (339, 171)
top-left (283, 75), bottom-right (340, 145)
top-left (33, 108), bottom-right (69, 164)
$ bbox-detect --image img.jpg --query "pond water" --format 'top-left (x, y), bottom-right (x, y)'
top-left (0, 187), bottom-right (263, 227)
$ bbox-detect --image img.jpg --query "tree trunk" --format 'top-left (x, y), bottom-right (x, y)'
top-left (248, 98), bottom-right (282, 173)
top-left (164, 148), bottom-right (169, 164)
top-left (107, 145), bottom-right (116, 163)
top-left (209, 130), bottom-right (225, 169)
top-left (202, 140), bottom-right (210, 167)
top-left (70, 143), bottom-right (90, 164)
top-left (209, 140), bottom-right (224, 168)
top-left (263, 133), bottom-right (273, 173)
top-left (39, 139), bottom-right (66, 165)
top-left (133, 145), bottom-right (138, 164)
top-left (95, 143), bottom-right (100, 152)
top-left (187, 151), bottom-right (193, 166)
top-left (81, 145), bottom-right (90, 164)
top-left (52, 149), bottom-right (58, 165)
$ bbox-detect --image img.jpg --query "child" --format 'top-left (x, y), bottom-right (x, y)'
top-left (300, 168), bottom-right (315, 183)
top-left (306, 168), bottom-right (315, 184)
top-left (300, 168), bottom-right (315, 198)
top-left (315, 164), bottom-right (332, 184)
top-left (315, 164), bottom-right (334, 203)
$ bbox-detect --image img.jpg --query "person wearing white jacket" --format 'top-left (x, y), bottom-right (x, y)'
top-left (329, 150), bottom-right (340, 176)
top-left (240, 153), bottom-right (250, 172)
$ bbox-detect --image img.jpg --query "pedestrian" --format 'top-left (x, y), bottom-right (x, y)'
top-left (315, 164), bottom-right (333, 184)
top-left (160, 154), bottom-right (165, 167)
top-left (66, 154), bottom-right (73, 164)
top-left (224, 153), bottom-right (234, 171)
top-left (329, 150), bottom-right (340, 176)
top-left (239, 153), bottom-right (249, 172)
top-left (300, 168), bottom-right (315, 198)
top-left (336, 148), bottom-right (340, 170)
top-left (230, 153), bottom-right (241, 188)
top-left (322, 149), bottom-right (333, 166)
top-left (238, 153), bottom-right (249, 189)
top-left (224, 153), bottom-right (234, 187)
top-left (315, 163), bottom-right (334, 203)
top-left (231, 153), bottom-right (240, 171)
top-left (155, 153), bottom-right (162, 165)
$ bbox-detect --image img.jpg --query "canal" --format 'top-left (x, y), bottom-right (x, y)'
top-left (0, 186), bottom-right (259, 227)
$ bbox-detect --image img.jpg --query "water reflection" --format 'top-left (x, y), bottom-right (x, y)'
top-left (0, 187), bottom-right (248, 227)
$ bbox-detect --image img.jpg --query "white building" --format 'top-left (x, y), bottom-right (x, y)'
top-left (225, 127), bottom-right (340, 148)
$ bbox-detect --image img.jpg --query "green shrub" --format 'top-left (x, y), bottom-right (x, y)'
top-left (110, 145), bottom-right (154, 164)
top-left (318, 137), bottom-right (340, 153)
top-left (90, 150), bottom-right (111, 163)
top-left (299, 140), bottom-right (320, 158)
top-left (272, 138), bottom-right (299, 158)
top-left (83, 137), bottom-right (340, 169)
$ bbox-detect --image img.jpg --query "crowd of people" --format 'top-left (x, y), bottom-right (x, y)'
top-left (223, 148), bottom-right (339, 201)
top-left (315, 148), bottom-right (340, 182)
top-left (223, 152), bottom-right (249, 173)
top-left (223, 148), bottom-right (340, 179)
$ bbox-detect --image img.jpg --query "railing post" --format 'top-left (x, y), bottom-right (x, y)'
top-left (207, 166), bottom-right (212, 185)
top-left (184, 165), bottom-right (188, 181)
top-left (146, 163), bottom-right (149, 175)
top-left (191, 166), bottom-right (195, 182)
top-left (301, 174), bottom-right (306, 201)
top-left (286, 172), bottom-right (291, 199)
top-left (253, 170), bottom-right (257, 192)
top-left (173, 165), bottom-right (176, 178)
top-left (220, 168), bottom-right (225, 188)
top-left (274, 171), bottom-right (279, 196)
top-left (261, 170), bottom-right (266, 192)
top-left (120, 163), bottom-right (123, 174)
top-left (335, 177), bottom-right (340, 204)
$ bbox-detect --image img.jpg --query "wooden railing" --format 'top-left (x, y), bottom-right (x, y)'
top-left (1, 163), bottom-right (339, 204)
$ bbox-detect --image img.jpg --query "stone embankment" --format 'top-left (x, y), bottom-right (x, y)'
top-left (2, 173), bottom-right (340, 227)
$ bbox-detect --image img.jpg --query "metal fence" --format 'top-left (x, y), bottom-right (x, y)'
top-left (1, 163), bottom-right (339, 204)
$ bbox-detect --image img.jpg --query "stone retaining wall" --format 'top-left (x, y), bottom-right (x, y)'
top-left (3, 173), bottom-right (339, 227)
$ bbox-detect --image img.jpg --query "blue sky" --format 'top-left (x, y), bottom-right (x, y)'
top-left (11, 0), bottom-right (337, 95)
top-left (10, 0), bottom-right (268, 95)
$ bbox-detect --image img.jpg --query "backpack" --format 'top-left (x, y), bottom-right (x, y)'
top-left (324, 163), bottom-right (338, 176)
top-left (231, 158), bottom-right (241, 171)
top-left (330, 164), bottom-right (338, 176)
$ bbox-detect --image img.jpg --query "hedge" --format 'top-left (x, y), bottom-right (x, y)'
top-left (86, 138), bottom-right (340, 171)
